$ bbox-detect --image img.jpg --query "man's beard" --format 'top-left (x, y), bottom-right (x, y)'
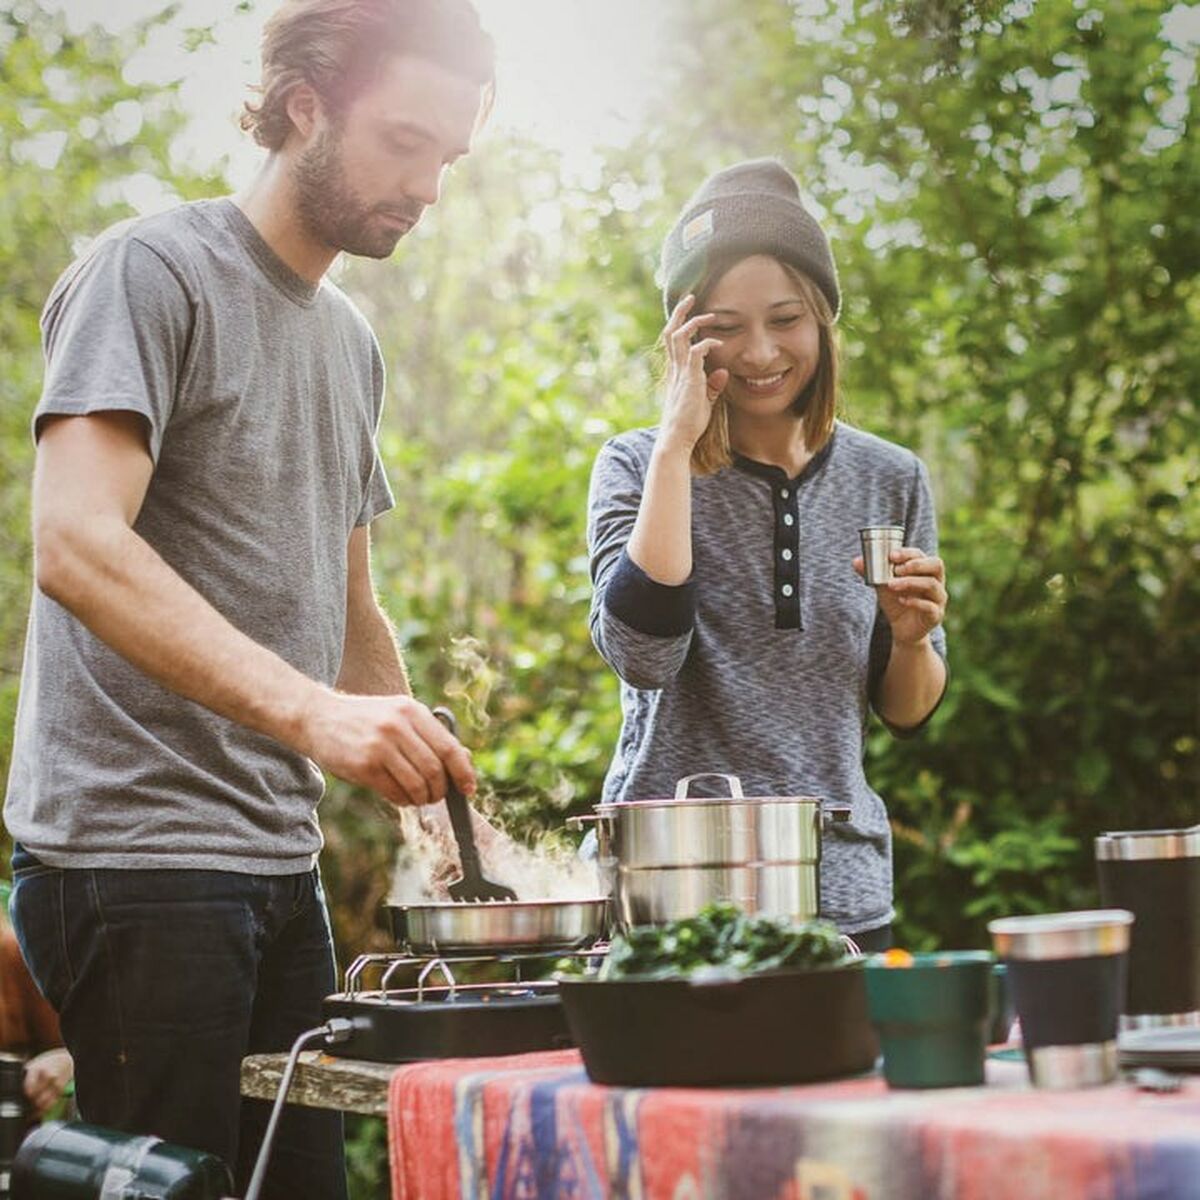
top-left (291, 127), bottom-right (423, 259)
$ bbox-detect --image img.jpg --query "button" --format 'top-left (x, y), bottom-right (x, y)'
top-left (781, 548), bottom-right (793, 561)
top-left (783, 513), bottom-right (794, 527)
top-left (781, 488), bottom-right (790, 499)
top-left (781, 584), bottom-right (794, 597)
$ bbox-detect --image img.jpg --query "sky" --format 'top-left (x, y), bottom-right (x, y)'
top-left (49, 0), bottom-right (674, 190)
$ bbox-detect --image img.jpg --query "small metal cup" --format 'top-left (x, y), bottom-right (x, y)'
top-left (859, 526), bottom-right (905, 586)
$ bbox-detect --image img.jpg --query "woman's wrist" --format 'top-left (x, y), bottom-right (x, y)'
top-left (889, 631), bottom-right (935, 653)
top-left (653, 431), bottom-right (696, 463)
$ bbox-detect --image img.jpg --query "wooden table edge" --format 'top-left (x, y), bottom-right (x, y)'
top-left (240, 1052), bottom-right (395, 1118)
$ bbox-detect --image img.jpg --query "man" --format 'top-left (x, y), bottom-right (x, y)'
top-left (4, 1), bottom-right (494, 1195)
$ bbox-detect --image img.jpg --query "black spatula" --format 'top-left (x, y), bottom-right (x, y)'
top-left (431, 706), bottom-right (517, 903)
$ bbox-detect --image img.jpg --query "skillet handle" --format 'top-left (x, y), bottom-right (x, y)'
top-left (431, 706), bottom-right (483, 876)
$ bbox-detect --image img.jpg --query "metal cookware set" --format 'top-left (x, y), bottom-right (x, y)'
top-left (387, 766), bottom-right (849, 957)
top-left (333, 712), bottom-right (858, 1074)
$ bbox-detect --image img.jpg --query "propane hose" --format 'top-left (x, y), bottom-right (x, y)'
top-left (242, 1016), bottom-right (356, 1200)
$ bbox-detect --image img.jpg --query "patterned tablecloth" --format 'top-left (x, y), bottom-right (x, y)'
top-left (386, 1049), bottom-right (1200, 1200)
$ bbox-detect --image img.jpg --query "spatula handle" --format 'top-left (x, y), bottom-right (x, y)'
top-left (431, 706), bottom-right (483, 877)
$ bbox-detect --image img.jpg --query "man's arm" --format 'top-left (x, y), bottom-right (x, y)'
top-left (336, 525), bottom-right (412, 696)
top-left (34, 411), bottom-right (474, 805)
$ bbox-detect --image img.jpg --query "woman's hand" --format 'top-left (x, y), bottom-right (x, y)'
top-left (853, 546), bottom-right (948, 645)
top-left (24, 1047), bottom-right (73, 1117)
top-left (659, 294), bottom-right (728, 455)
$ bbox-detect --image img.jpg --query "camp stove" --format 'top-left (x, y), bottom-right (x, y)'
top-left (322, 946), bottom-right (604, 1063)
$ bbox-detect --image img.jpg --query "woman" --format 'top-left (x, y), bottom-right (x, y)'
top-left (586, 159), bottom-right (949, 950)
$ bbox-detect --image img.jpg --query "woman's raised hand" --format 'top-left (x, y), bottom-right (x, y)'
top-left (659, 295), bottom-right (728, 454)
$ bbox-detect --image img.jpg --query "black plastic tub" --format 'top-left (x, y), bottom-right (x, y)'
top-left (558, 963), bottom-right (878, 1087)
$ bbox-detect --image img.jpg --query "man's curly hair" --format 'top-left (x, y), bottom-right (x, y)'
top-left (241, 0), bottom-right (494, 151)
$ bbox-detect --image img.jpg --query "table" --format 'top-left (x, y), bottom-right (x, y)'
top-left (242, 1051), bottom-right (395, 1117)
top-left (242, 1050), bottom-right (1200, 1199)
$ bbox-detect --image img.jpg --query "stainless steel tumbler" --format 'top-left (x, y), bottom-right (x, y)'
top-left (860, 526), bottom-right (905, 586)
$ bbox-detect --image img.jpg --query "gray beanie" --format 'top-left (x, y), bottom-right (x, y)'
top-left (660, 158), bottom-right (840, 320)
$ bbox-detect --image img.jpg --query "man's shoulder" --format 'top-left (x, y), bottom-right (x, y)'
top-left (54, 199), bottom-right (227, 300)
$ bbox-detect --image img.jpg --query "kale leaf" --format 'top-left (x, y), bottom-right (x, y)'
top-left (594, 902), bottom-right (848, 981)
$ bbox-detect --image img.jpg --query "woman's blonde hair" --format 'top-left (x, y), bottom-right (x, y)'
top-left (683, 260), bottom-right (840, 476)
top-left (240, 0), bottom-right (494, 151)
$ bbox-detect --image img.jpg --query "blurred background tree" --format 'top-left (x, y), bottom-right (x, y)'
top-left (2, 0), bottom-right (1196, 962)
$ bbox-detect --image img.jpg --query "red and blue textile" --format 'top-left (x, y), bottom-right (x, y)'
top-left (388, 1049), bottom-right (1200, 1199)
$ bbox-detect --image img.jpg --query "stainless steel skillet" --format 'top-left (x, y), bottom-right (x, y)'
top-left (387, 896), bottom-right (608, 955)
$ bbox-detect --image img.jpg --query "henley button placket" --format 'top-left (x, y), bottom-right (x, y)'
top-left (773, 480), bottom-right (802, 629)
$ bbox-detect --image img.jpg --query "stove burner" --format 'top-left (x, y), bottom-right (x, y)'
top-left (322, 949), bottom-right (602, 1063)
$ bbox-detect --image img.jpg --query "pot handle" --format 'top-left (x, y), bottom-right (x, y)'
top-left (822, 803), bottom-right (852, 825)
top-left (565, 814), bottom-right (602, 829)
top-left (674, 773), bottom-right (745, 799)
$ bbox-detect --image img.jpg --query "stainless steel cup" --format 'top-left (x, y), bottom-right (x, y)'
top-left (988, 909), bottom-right (1134, 1088)
top-left (859, 526), bottom-right (904, 586)
top-left (1095, 826), bottom-right (1200, 1030)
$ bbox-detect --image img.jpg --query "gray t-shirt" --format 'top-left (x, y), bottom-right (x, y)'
top-left (587, 422), bottom-right (947, 933)
top-left (4, 198), bottom-right (395, 873)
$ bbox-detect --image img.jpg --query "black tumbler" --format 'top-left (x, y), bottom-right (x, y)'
top-left (989, 909), bottom-right (1133, 1088)
top-left (1096, 827), bottom-right (1200, 1028)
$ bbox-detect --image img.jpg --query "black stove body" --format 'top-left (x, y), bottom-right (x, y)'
top-left (322, 951), bottom-right (587, 1063)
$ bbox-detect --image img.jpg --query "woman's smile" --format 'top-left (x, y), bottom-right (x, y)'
top-left (733, 368), bottom-right (793, 397)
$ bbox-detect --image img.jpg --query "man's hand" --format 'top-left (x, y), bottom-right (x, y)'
top-left (24, 1047), bottom-right (73, 1118)
top-left (299, 691), bottom-right (476, 806)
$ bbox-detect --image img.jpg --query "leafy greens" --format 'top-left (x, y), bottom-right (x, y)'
top-left (575, 903), bottom-right (848, 981)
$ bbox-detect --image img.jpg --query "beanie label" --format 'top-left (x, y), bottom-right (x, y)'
top-left (681, 209), bottom-right (714, 250)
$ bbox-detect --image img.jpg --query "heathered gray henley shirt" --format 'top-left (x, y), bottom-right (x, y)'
top-left (587, 421), bottom-right (947, 933)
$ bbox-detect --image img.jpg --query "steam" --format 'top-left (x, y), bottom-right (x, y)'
top-left (389, 800), bottom-right (600, 904)
top-left (388, 635), bottom-right (602, 904)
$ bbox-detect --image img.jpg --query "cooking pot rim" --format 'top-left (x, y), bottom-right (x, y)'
top-left (594, 795), bottom-right (828, 812)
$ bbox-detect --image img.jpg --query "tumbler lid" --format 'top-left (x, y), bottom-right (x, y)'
top-left (1095, 827), bottom-right (1200, 861)
top-left (988, 909), bottom-right (1133, 960)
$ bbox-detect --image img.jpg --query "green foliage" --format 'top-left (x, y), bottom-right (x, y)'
top-left (0, 0), bottom-right (1196, 967)
top-left (594, 903), bottom-right (848, 981)
top-left (344, 1114), bottom-right (388, 1200)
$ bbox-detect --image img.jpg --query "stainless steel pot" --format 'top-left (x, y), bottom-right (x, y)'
top-left (572, 774), bottom-right (850, 930)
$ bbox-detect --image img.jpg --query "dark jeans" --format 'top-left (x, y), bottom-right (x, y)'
top-left (10, 845), bottom-right (347, 1200)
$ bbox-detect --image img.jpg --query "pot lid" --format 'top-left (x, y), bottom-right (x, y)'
top-left (594, 795), bottom-right (828, 811)
top-left (594, 771), bottom-right (830, 810)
